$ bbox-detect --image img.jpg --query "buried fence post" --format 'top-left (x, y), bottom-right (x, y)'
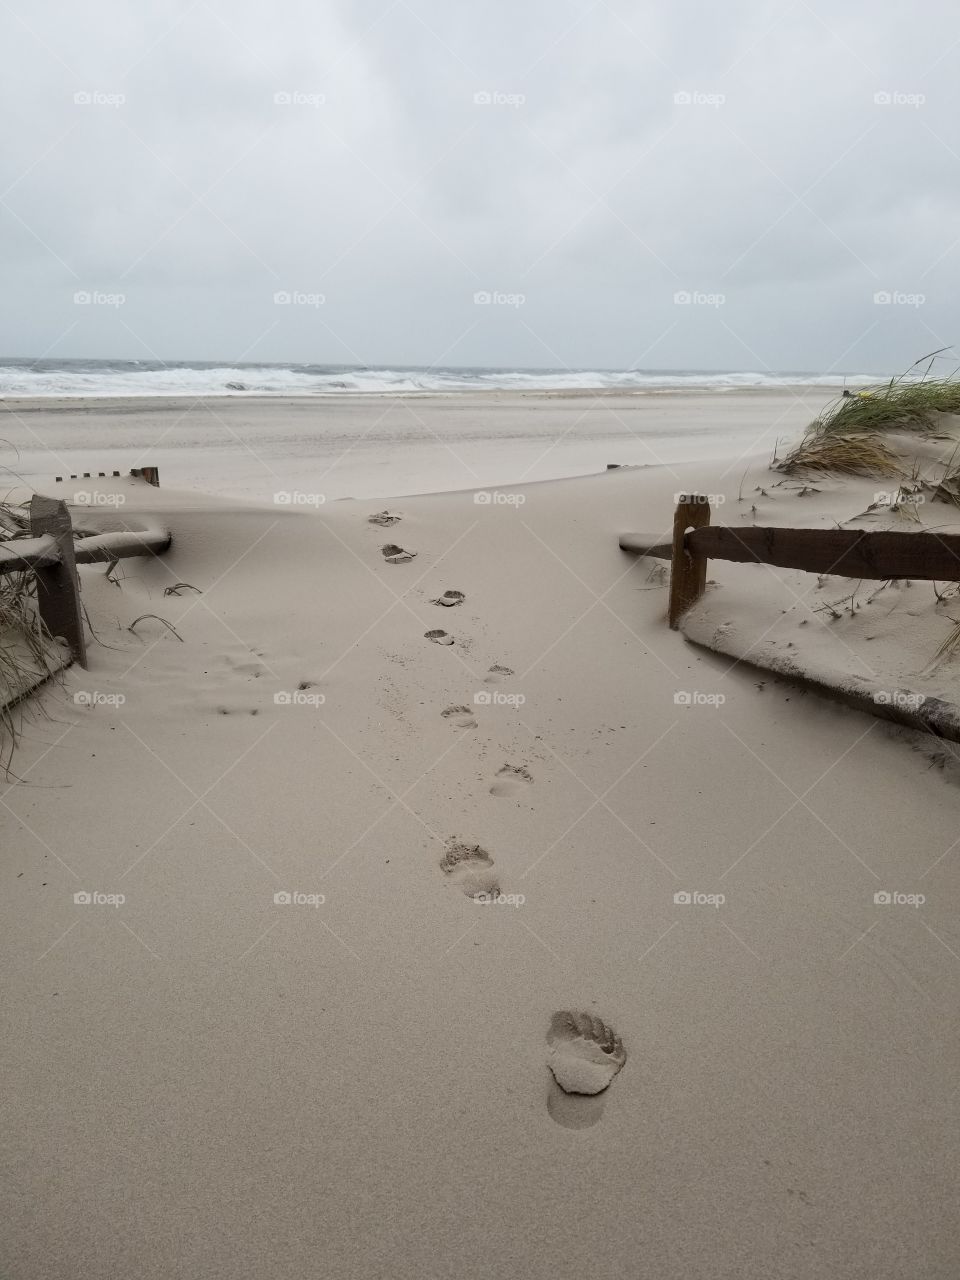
top-left (668, 495), bottom-right (711, 630)
top-left (29, 495), bottom-right (87, 668)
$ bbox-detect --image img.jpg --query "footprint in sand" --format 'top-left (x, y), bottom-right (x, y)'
top-left (439, 837), bottom-right (499, 900)
top-left (484, 664), bottom-right (514, 684)
top-left (381, 543), bottom-right (417, 564)
top-left (431, 589), bottom-right (465, 607)
top-left (425, 629), bottom-right (455, 646)
top-left (546, 1011), bottom-right (626, 1130)
top-left (490, 764), bottom-right (533, 797)
top-left (441, 704), bottom-right (478, 728)
top-left (368, 511), bottom-right (402, 526)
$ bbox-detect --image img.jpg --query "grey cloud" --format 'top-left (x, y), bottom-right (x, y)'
top-left (1, 0), bottom-right (959, 371)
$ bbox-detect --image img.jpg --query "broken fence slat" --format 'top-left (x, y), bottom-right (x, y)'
top-left (0, 528), bottom-right (171, 574)
top-left (5, 500), bottom-right (172, 670)
top-left (618, 532), bottom-right (672, 558)
top-left (73, 529), bottom-right (171, 564)
top-left (0, 534), bottom-right (60, 571)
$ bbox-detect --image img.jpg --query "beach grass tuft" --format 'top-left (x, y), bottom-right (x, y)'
top-left (815, 350), bottom-right (960, 437)
top-left (0, 499), bottom-right (58, 766)
top-left (776, 432), bottom-right (903, 477)
top-left (778, 350), bottom-right (960, 476)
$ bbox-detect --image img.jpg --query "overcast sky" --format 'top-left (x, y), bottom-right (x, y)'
top-left (2, 0), bottom-right (959, 373)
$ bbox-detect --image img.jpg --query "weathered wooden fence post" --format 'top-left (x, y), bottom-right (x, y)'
top-left (29, 496), bottom-right (87, 668)
top-left (668, 495), bottom-right (711, 629)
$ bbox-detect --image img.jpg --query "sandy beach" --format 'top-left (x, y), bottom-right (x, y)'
top-left (2, 391), bottom-right (959, 1279)
top-left (0, 388), bottom-right (837, 502)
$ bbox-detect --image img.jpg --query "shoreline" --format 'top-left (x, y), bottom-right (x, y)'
top-left (0, 389), bottom-right (834, 503)
top-left (1, 384), bottom-right (851, 413)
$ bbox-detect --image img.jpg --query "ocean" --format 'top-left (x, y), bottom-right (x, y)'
top-left (0, 359), bottom-right (882, 399)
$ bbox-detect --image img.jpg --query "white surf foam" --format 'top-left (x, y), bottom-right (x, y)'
top-left (0, 362), bottom-right (884, 399)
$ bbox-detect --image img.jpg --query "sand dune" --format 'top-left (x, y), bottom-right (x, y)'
top-left (2, 446), bottom-right (959, 1279)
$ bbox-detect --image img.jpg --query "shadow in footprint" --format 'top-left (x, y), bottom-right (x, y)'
top-left (546, 1011), bottom-right (625, 1130)
top-left (431, 590), bottom-right (465, 607)
top-left (441, 704), bottom-right (477, 728)
top-left (547, 1085), bottom-right (608, 1130)
top-left (490, 764), bottom-right (533, 797)
top-left (381, 543), bottom-right (416, 563)
top-left (484, 664), bottom-right (514, 685)
top-left (425, 629), bottom-right (454, 646)
top-left (439, 837), bottom-right (498, 899)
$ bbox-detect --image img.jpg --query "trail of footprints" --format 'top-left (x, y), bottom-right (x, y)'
top-left (374, 509), bottom-right (626, 1126)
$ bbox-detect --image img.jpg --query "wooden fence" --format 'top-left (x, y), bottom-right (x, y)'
top-left (1, 494), bottom-right (171, 669)
top-left (621, 494), bottom-right (960, 628)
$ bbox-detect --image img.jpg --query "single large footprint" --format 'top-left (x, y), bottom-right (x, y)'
top-left (484, 664), bottom-right (514, 685)
top-left (381, 543), bottom-right (416, 563)
top-left (546, 1011), bottom-right (626, 1130)
top-left (490, 764), bottom-right (533, 797)
top-left (441, 704), bottom-right (478, 729)
top-left (439, 837), bottom-right (499, 900)
top-left (369, 511), bottom-right (402, 526)
top-left (431, 589), bottom-right (465, 607)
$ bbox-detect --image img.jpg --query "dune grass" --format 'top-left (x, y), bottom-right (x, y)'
top-left (814, 350), bottom-right (960, 438)
top-left (776, 432), bottom-right (904, 477)
top-left (814, 380), bottom-right (960, 437)
top-left (0, 498), bottom-right (58, 767)
top-left (778, 350), bottom-right (960, 476)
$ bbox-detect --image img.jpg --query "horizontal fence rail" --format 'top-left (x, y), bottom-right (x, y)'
top-left (621, 494), bottom-right (960, 628)
top-left (0, 494), bottom-right (171, 668)
top-left (0, 528), bottom-right (170, 574)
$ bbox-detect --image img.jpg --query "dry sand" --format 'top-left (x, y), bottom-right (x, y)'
top-left (2, 397), bottom-right (959, 1279)
top-left (0, 387), bottom-right (835, 501)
